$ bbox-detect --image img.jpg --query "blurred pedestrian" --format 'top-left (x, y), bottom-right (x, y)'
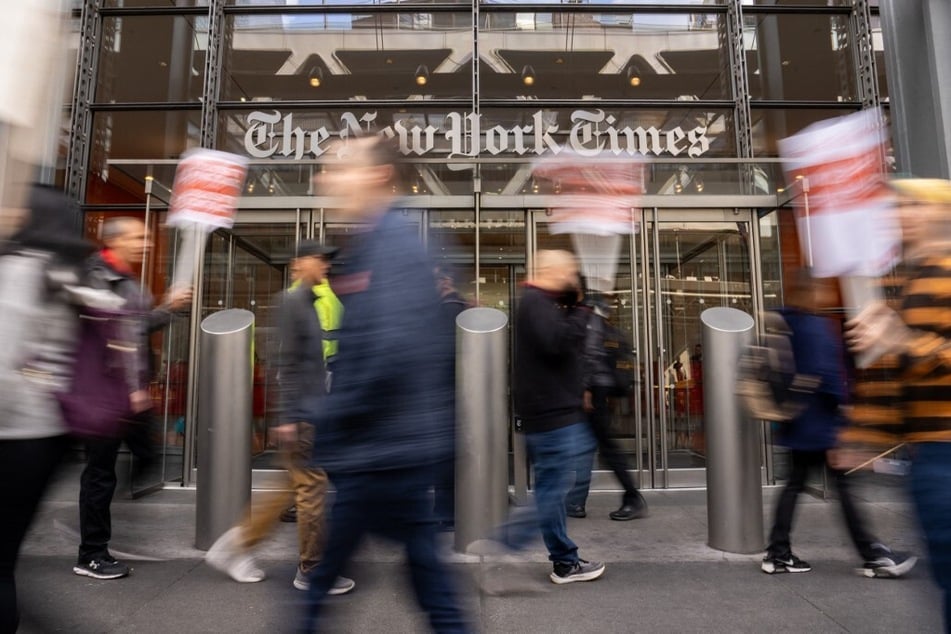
top-left (204, 240), bottom-right (354, 595)
top-left (566, 296), bottom-right (647, 521)
top-left (432, 265), bottom-right (469, 531)
top-left (74, 217), bottom-right (191, 580)
top-left (762, 272), bottom-right (915, 577)
top-left (845, 178), bottom-right (951, 628)
top-left (0, 185), bottom-right (119, 631)
top-left (300, 137), bottom-right (469, 633)
top-left (470, 250), bottom-right (604, 585)
top-left (280, 251), bottom-right (344, 525)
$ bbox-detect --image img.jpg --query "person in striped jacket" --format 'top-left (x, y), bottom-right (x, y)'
top-left (845, 178), bottom-right (951, 631)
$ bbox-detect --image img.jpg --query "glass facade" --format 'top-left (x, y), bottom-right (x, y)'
top-left (67, 0), bottom-right (888, 490)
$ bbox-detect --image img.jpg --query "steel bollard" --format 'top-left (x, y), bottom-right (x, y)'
top-left (702, 307), bottom-right (763, 554)
top-left (454, 307), bottom-right (509, 552)
top-left (195, 309), bottom-right (254, 550)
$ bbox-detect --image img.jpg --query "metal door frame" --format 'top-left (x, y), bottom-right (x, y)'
top-left (639, 208), bottom-right (763, 489)
top-left (184, 209), bottom-right (310, 488)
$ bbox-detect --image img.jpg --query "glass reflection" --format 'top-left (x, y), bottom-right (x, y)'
top-left (480, 12), bottom-right (729, 100)
top-left (96, 16), bottom-right (207, 103)
top-left (104, 0), bottom-right (207, 5)
top-left (86, 110), bottom-right (202, 204)
top-left (744, 13), bottom-right (856, 101)
top-left (750, 107), bottom-right (859, 157)
top-left (221, 12), bottom-right (473, 101)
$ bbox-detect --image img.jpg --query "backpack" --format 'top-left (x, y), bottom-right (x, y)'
top-left (55, 303), bottom-right (136, 439)
top-left (735, 311), bottom-right (821, 423)
top-left (602, 320), bottom-right (637, 397)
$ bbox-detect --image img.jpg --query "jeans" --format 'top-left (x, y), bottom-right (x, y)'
top-left (567, 386), bottom-right (639, 508)
top-left (498, 422), bottom-right (596, 564)
top-left (300, 466), bottom-right (470, 634)
top-left (78, 412), bottom-right (153, 562)
top-left (767, 449), bottom-right (880, 560)
top-left (0, 435), bottom-right (69, 633)
top-left (908, 442), bottom-right (951, 632)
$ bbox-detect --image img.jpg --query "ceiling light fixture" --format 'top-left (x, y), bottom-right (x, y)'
top-left (308, 67), bottom-right (324, 88)
top-left (414, 65), bottom-right (429, 87)
top-left (521, 65), bottom-right (536, 87)
top-left (626, 66), bottom-right (641, 87)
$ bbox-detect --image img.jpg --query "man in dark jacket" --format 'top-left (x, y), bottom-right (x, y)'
top-left (300, 137), bottom-right (469, 633)
top-left (762, 275), bottom-right (915, 578)
top-left (74, 217), bottom-right (191, 580)
top-left (505, 249), bottom-right (605, 584)
top-left (204, 240), bottom-right (354, 596)
top-left (566, 298), bottom-right (647, 521)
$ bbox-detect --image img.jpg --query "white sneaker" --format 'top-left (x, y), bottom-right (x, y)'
top-left (205, 527), bottom-right (265, 583)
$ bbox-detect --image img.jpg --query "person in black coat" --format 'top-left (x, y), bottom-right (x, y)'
top-left (565, 297), bottom-right (647, 521)
top-left (75, 217), bottom-right (191, 581)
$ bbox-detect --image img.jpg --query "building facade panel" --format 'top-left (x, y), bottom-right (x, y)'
top-left (66, 0), bottom-right (887, 491)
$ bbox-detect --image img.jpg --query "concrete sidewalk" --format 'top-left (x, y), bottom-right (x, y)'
top-left (14, 467), bottom-right (944, 633)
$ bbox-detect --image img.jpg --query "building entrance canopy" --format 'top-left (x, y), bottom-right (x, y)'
top-left (107, 157), bottom-right (786, 210)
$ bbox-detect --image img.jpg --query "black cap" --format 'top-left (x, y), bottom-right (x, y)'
top-left (295, 240), bottom-right (338, 259)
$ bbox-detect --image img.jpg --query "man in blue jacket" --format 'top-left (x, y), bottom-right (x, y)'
top-left (300, 137), bottom-right (469, 633)
top-left (762, 274), bottom-right (915, 578)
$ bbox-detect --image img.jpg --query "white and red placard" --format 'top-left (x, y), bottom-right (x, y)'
top-left (532, 149), bottom-right (646, 291)
top-left (777, 108), bottom-right (900, 278)
top-left (167, 149), bottom-right (249, 230)
top-left (532, 151), bottom-right (646, 236)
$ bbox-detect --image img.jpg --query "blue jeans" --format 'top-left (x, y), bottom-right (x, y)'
top-left (300, 467), bottom-right (470, 633)
top-left (909, 442), bottom-right (951, 631)
top-left (498, 422), bottom-right (596, 564)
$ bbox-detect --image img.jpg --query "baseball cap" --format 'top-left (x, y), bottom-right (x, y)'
top-left (295, 240), bottom-right (338, 259)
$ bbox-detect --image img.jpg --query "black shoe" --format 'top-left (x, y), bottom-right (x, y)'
top-left (761, 551), bottom-right (811, 574)
top-left (550, 559), bottom-right (605, 584)
top-left (610, 493), bottom-right (648, 521)
top-left (280, 505), bottom-right (297, 523)
top-left (73, 555), bottom-right (130, 580)
top-left (565, 504), bottom-right (586, 519)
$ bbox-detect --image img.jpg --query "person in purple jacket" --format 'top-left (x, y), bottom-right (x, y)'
top-left (762, 272), bottom-right (916, 578)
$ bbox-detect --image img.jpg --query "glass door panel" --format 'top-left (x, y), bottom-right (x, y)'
top-left (643, 216), bottom-right (754, 488)
top-left (187, 214), bottom-right (306, 483)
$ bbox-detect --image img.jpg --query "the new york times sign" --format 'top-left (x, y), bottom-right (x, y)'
top-left (244, 110), bottom-right (711, 160)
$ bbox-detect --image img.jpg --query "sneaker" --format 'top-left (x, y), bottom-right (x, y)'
top-left (761, 552), bottom-right (811, 574)
top-left (565, 505), bottom-right (587, 519)
top-left (73, 555), bottom-right (130, 580)
top-left (280, 505), bottom-right (297, 523)
top-left (205, 527), bottom-right (265, 583)
top-left (550, 559), bottom-right (605, 584)
top-left (859, 551), bottom-right (918, 578)
top-left (292, 568), bottom-right (356, 595)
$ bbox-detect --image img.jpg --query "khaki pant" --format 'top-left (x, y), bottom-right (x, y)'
top-left (238, 423), bottom-right (327, 573)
